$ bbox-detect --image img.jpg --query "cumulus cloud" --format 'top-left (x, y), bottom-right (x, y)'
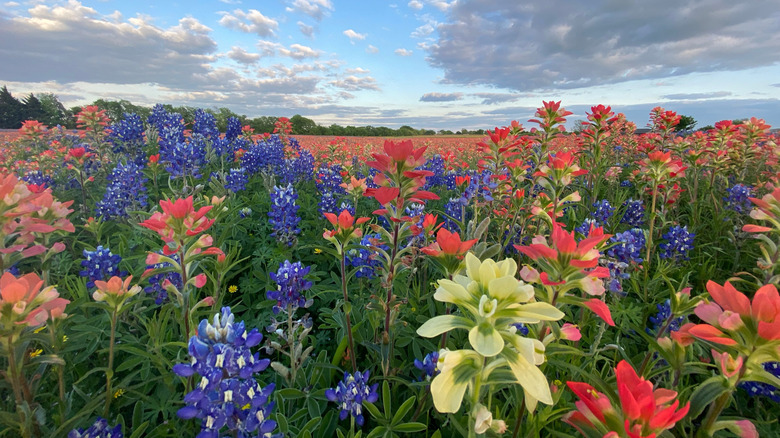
top-left (408, 0), bottom-right (423, 9)
top-left (662, 91), bottom-right (732, 100)
top-left (411, 22), bottom-right (435, 38)
top-left (395, 48), bottom-right (413, 56)
top-left (343, 29), bottom-right (366, 43)
top-left (346, 67), bottom-right (370, 74)
top-left (330, 75), bottom-right (380, 91)
top-left (426, 0), bottom-right (780, 91)
top-left (420, 92), bottom-right (462, 102)
top-left (297, 21), bottom-right (314, 37)
top-left (278, 43), bottom-right (320, 59)
top-left (0, 1), bottom-right (216, 86)
top-left (471, 93), bottom-right (521, 105)
top-left (287, 0), bottom-right (333, 21)
top-left (366, 44), bottom-right (379, 54)
top-left (218, 9), bottom-right (278, 36)
top-left (226, 46), bottom-right (260, 65)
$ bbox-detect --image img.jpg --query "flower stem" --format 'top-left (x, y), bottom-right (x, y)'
top-left (698, 390), bottom-right (732, 437)
top-left (104, 309), bottom-right (117, 417)
top-left (340, 250), bottom-right (357, 373)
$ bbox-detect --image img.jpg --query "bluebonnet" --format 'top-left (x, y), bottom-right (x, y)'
top-left (740, 362), bottom-right (780, 402)
top-left (239, 207), bottom-right (252, 219)
top-left (5, 264), bottom-right (20, 276)
top-left (646, 299), bottom-right (684, 335)
top-left (346, 233), bottom-right (388, 279)
top-left (575, 219), bottom-right (599, 237)
top-left (414, 351), bottom-right (440, 381)
top-left (68, 417), bottom-right (122, 438)
top-left (339, 201), bottom-right (355, 216)
top-left (22, 170), bottom-right (55, 189)
top-left (724, 184), bottom-right (753, 215)
top-left (95, 162), bottom-right (148, 220)
top-left (268, 183), bottom-right (301, 247)
top-left (193, 109), bottom-right (218, 139)
top-left (108, 113), bottom-right (146, 165)
top-left (620, 199), bottom-right (645, 227)
top-left (79, 246), bottom-right (126, 289)
top-left (173, 307), bottom-right (279, 438)
top-left (144, 251), bottom-right (182, 305)
top-left (226, 117), bottom-right (242, 142)
top-left (146, 104), bottom-right (169, 130)
top-left (315, 164), bottom-right (346, 214)
top-left (443, 196), bottom-right (467, 232)
top-left (659, 225), bottom-right (695, 261)
top-left (325, 370), bottom-right (379, 427)
top-left (620, 180), bottom-right (633, 188)
top-left (164, 135), bottom-right (207, 180)
top-left (225, 167), bottom-right (249, 193)
top-left (512, 323), bottom-right (530, 336)
top-left (267, 260), bottom-right (313, 315)
top-left (502, 224), bottom-right (524, 255)
top-left (405, 203), bottom-right (426, 247)
top-left (606, 260), bottom-right (630, 294)
top-left (422, 154), bottom-right (446, 189)
top-left (241, 136), bottom-right (285, 176)
top-left (590, 199), bottom-right (615, 225)
top-left (607, 229), bottom-right (646, 264)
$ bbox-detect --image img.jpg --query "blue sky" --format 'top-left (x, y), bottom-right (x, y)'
top-left (1, 0), bottom-right (778, 131)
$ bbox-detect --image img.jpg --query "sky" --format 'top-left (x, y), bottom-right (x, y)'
top-left (1, 0), bottom-right (779, 131)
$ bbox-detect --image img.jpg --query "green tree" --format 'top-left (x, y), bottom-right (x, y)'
top-left (677, 114), bottom-right (697, 131)
top-left (0, 85), bottom-right (24, 128)
top-left (38, 93), bottom-right (70, 127)
top-left (22, 94), bottom-right (46, 123)
top-left (290, 114), bottom-right (318, 135)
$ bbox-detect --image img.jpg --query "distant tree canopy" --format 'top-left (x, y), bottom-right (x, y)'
top-left (0, 84), bottom-right (508, 135)
top-left (677, 114), bottom-right (697, 132)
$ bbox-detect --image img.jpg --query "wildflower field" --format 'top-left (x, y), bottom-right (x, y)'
top-left (1, 102), bottom-right (779, 438)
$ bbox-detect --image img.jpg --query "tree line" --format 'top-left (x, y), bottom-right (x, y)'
top-left (0, 85), bottom-right (487, 136)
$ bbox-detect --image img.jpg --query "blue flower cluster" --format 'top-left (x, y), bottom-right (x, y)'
top-left (22, 170), bottom-right (55, 190)
top-left (267, 260), bottom-right (313, 315)
top-left (422, 154), bottom-right (447, 189)
top-left (646, 299), bottom-right (684, 335)
top-left (405, 203), bottom-right (426, 247)
top-left (414, 351), bottom-right (440, 381)
top-left (740, 362), bottom-right (780, 402)
top-left (226, 117), bottom-right (242, 142)
top-left (315, 164), bottom-right (346, 214)
top-left (607, 228), bottom-right (646, 264)
top-left (575, 218), bottom-right (599, 237)
top-left (225, 167), bottom-right (249, 193)
top-left (620, 199), bottom-right (645, 227)
top-left (325, 370), bottom-right (379, 427)
top-left (193, 109), bottom-right (218, 139)
top-left (173, 307), bottom-right (279, 438)
top-left (68, 417), bottom-right (122, 438)
top-left (95, 161), bottom-right (148, 220)
top-left (164, 134), bottom-right (207, 180)
top-left (148, 106), bottom-right (185, 152)
top-left (241, 136), bottom-right (285, 176)
top-left (444, 196), bottom-right (467, 232)
top-left (659, 225), bottom-right (695, 260)
top-left (724, 184), bottom-right (754, 215)
top-left (268, 183), bottom-right (301, 247)
top-left (108, 113), bottom-right (146, 165)
top-left (144, 251), bottom-right (182, 305)
top-left (606, 260), bottom-right (630, 294)
top-left (346, 233), bottom-right (388, 279)
top-left (590, 199), bottom-right (615, 225)
top-left (79, 246), bottom-right (126, 289)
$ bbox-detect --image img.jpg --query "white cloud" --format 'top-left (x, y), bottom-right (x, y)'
top-left (343, 29), bottom-right (366, 43)
top-left (394, 48), bottom-right (413, 56)
top-left (408, 0), bottom-right (423, 9)
top-left (287, 0), bottom-right (333, 21)
top-left (346, 67), bottom-right (370, 74)
top-left (297, 21), bottom-right (314, 37)
top-left (218, 9), bottom-right (278, 36)
top-left (366, 44), bottom-right (379, 54)
top-left (278, 43), bottom-right (320, 59)
top-left (330, 75), bottom-right (380, 91)
top-left (419, 92), bottom-right (462, 102)
top-left (226, 46), bottom-right (260, 65)
top-left (411, 22), bottom-right (434, 38)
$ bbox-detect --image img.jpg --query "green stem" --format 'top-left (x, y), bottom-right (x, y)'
top-left (287, 304), bottom-right (297, 384)
top-left (643, 183), bottom-right (659, 300)
top-left (698, 390), bottom-right (732, 437)
top-left (104, 309), bottom-right (118, 417)
top-left (340, 250), bottom-right (358, 373)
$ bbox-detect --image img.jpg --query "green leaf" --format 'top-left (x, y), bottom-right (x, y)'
top-left (363, 401), bottom-right (382, 420)
top-left (393, 422), bottom-right (427, 433)
top-left (366, 426), bottom-right (388, 438)
top-left (469, 323), bottom-right (504, 357)
top-left (382, 380), bottom-right (391, 418)
top-left (688, 376), bottom-right (730, 417)
top-left (501, 348), bottom-right (553, 405)
top-left (277, 388), bottom-right (306, 399)
top-left (128, 422), bottom-right (148, 438)
top-left (390, 396), bottom-right (416, 425)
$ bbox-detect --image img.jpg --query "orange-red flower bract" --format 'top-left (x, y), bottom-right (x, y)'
top-left (420, 228), bottom-right (477, 258)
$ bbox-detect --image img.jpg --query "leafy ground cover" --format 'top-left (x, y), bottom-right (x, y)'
top-left (1, 104), bottom-right (779, 438)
